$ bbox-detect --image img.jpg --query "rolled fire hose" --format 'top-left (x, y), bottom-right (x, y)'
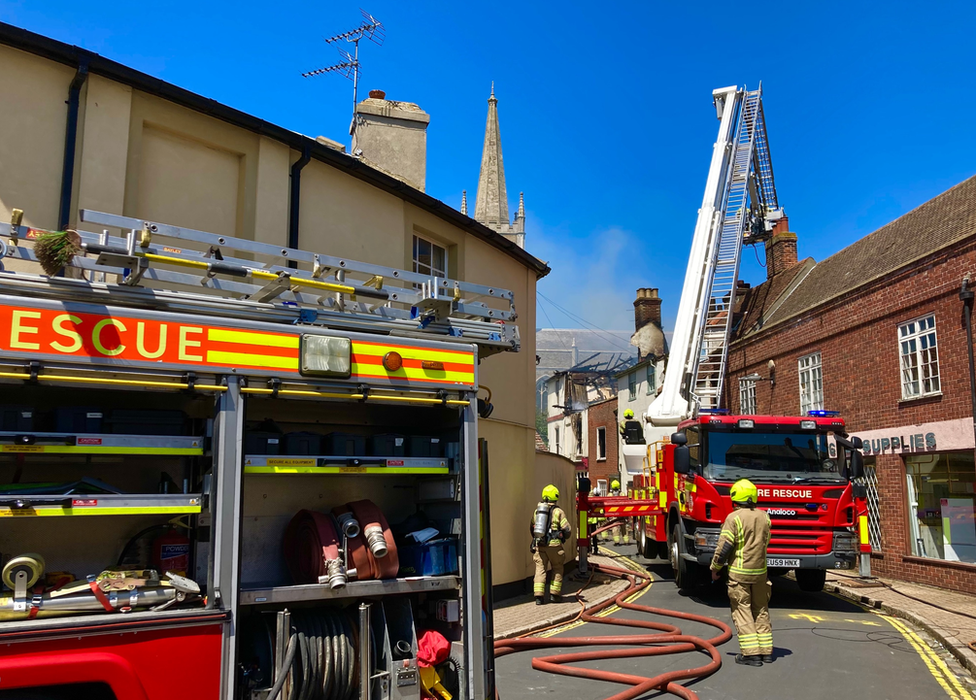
top-left (268, 610), bottom-right (358, 700)
top-left (347, 499), bottom-right (399, 579)
top-left (2, 553), bottom-right (45, 589)
top-left (332, 504), bottom-right (375, 581)
top-left (494, 563), bottom-right (733, 700)
top-left (283, 510), bottom-right (346, 588)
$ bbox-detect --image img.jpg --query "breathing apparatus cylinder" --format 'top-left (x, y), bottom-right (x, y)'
top-left (532, 503), bottom-right (554, 541)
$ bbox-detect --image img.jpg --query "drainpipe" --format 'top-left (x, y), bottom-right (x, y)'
top-left (960, 277), bottom-right (976, 457)
top-left (58, 60), bottom-right (90, 231)
top-left (288, 144), bottom-right (312, 267)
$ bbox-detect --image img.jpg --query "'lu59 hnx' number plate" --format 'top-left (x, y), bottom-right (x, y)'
top-left (766, 558), bottom-right (800, 568)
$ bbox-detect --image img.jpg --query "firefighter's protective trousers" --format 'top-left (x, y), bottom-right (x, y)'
top-left (710, 506), bottom-right (773, 657)
top-left (533, 544), bottom-right (566, 597)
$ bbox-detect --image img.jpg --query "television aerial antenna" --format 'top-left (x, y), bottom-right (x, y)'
top-left (302, 9), bottom-right (384, 118)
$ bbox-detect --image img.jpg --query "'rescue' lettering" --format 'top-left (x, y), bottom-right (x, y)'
top-left (757, 488), bottom-right (814, 499)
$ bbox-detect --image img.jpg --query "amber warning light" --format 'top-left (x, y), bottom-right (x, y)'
top-left (421, 360), bottom-right (444, 371)
top-left (382, 351), bottom-right (403, 372)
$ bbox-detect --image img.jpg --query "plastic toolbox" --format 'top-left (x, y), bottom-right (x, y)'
top-left (408, 436), bottom-right (444, 458)
top-left (370, 434), bottom-right (406, 457)
top-left (0, 405), bottom-right (34, 431)
top-left (326, 432), bottom-right (366, 456)
top-left (106, 410), bottom-right (187, 436)
top-left (398, 538), bottom-right (459, 577)
top-left (284, 432), bottom-right (324, 455)
top-left (55, 407), bottom-right (105, 433)
top-left (244, 431), bottom-right (282, 455)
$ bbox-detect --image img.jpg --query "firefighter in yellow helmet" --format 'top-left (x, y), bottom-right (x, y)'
top-left (608, 478), bottom-right (629, 546)
top-left (530, 484), bottom-right (572, 605)
top-left (619, 409), bottom-right (645, 445)
top-left (710, 479), bottom-right (773, 666)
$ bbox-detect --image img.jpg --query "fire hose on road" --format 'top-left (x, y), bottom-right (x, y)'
top-left (494, 562), bottom-right (733, 700)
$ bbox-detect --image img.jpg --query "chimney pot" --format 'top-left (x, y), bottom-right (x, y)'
top-left (369, 89), bottom-right (386, 99)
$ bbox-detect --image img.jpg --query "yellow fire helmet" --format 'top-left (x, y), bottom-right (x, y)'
top-left (624, 409), bottom-right (635, 419)
top-left (542, 484), bottom-right (560, 502)
top-left (730, 479), bottom-right (759, 506)
top-left (610, 479), bottom-right (621, 490)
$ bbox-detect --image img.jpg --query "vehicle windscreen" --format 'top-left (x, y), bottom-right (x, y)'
top-left (702, 431), bottom-right (846, 484)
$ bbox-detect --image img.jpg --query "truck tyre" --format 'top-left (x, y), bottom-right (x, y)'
top-left (670, 523), bottom-right (703, 591)
top-left (795, 568), bottom-right (827, 592)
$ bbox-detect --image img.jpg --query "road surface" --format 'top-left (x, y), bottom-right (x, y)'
top-left (495, 547), bottom-right (976, 700)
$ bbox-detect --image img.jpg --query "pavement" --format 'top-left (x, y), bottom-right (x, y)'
top-left (826, 570), bottom-right (976, 679)
top-left (493, 551), bottom-right (632, 639)
top-left (492, 545), bottom-right (976, 700)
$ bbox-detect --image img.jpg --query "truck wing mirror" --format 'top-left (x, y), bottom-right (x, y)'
top-left (851, 436), bottom-right (863, 449)
top-left (850, 450), bottom-right (864, 481)
top-left (670, 432), bottom-right (687, 446)
top-left (673, 446), bottom-right (691, 475)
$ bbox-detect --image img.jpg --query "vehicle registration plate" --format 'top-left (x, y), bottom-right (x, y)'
top-left (766, 558), bottom-right (800, 568)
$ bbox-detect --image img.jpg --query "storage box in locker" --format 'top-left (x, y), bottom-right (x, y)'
top-left (408, 436), bottom-right (443, 457)
top-left (370, 434), bottom-right (406, 456)
top-left (55, 407), bottom-right (104, 433)
top-left (0, 405), bottom-right (34, 431)
top-left (107, 410), bottom-right (187, 435)
top-left (244, 431), bottom-right (282, 455)
top-left (284, 432), bottom-right (324, 455)
top-left (326, 432), bottom-right (366, 456)
top-left (398, 538), bottom-right (458, 577)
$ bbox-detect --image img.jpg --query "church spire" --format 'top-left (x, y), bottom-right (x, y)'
top-left (474, 83), bottom-right (509, 228)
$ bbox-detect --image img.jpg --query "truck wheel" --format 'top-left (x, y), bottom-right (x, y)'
top-left (795, 568), bottom-right (827, 592)
top-left (670, 524), bottom-right (703, 591)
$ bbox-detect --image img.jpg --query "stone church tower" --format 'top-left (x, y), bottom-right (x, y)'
top-left (464, 84), bottom-right (525, 248)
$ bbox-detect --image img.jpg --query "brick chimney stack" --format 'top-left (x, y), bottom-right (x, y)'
top-left (765, 217), bottom-right (799, 279)
top-left (634, 288), bottom-right (662, 332)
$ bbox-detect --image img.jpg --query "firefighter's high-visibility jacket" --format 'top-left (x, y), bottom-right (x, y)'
top-left (529, 504), bottom-right (571, 546)
top-left (710, 507), bottom-right (771, 583)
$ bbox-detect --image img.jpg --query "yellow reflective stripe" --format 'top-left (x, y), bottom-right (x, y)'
top-left (1, 445), bottom-right (202, 455)
top-left (730, 566), bottom-right (768, 574)
top-left (352, 342), bottom-right (475, 365)
top-left (580, 511), bottom-right (587, 537)
top-left (350, 363), bottom-right (474, 384)
top-left (859, 515), bottom-right (869, 544)
top-left (244, 466), bottom-right (449, 475)
top-left (207, 327), bottom-right (299, 348)
top-left (0, 505), bottom-right (201, 517)
top-left (207, 350), bottom-right (299, 370)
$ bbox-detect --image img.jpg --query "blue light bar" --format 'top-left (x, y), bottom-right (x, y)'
top-left (807, 410), bottom-right (841, 417)
top-left (699, 408), bottom-right (730, 415)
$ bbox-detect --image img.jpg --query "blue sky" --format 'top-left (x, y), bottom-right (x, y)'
top-left (4, 1), bottom-right (975, 334)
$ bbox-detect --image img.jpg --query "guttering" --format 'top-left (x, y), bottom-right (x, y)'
top-left (58, 59), bottom-right (89, 231)
top-left (288, 144), bottom-right (312, 265)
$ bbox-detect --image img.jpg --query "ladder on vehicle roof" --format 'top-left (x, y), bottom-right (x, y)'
top-left (0, 209), bottom-right (520, 356)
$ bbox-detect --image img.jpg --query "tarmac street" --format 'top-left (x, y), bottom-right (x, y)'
top-left (494, 547), bottom-right (976, 700)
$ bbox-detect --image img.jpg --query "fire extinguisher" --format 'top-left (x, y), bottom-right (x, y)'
top-left (152, 527), bottom-right (191, 576)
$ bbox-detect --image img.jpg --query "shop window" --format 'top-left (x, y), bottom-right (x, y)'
top-left (739, 377), bottom-right (757, 414)
top-left (597, 426), bottom-right (607, 461)
top-left (906, 451), bottom-right (976, 563)
top-left (899, 315), bottom-right (940, 399)
top-left (413, 235), bottom-right (448, 278)
top-left (798, 352), bottom-right (823, 414)
top-left (645, 364), bottom-right (656, 395)
top-left (628, 373), bottom-right (637, 401)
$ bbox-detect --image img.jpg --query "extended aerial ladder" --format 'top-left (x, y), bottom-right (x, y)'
top-left (636, 84), bottom-right (782, 458)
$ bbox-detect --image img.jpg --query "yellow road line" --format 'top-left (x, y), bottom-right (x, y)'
top-left (881, 613), bottom-right (969, 699)
top-left (827, 590), bottom-right (968, 699)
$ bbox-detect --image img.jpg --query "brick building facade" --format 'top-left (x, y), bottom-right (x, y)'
top-left (725, 176), bottom-right (976, 593)
top-left (586, 397), bottom-right (619, 492)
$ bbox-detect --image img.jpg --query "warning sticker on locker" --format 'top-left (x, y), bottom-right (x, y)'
top-left (264, 458), bottom-right (316, 467)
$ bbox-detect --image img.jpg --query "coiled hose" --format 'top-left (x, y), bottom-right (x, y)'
top-left (494, 562), bottom-right (733, 700)
top-left (266, 609), bottom-right (360, 700)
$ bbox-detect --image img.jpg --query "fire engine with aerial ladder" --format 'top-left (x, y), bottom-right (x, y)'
top-left (577, 84), bottom-right (871, 593)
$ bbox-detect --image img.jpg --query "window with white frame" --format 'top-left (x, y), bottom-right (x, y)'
top-left (628, 372), bottom-right (637, 401)
top-left (597, 426), bottom-right (607, 461)
top-left (554, 427), bottom-right (560, 455)
top-left (899, 315), bottom-right (940, 399)
top-left (645, 364), bottom-right (656, 395)
top-left (413, 235), bottom-right (447, 278)
top-left (798, 352), bottom-right (823, 414)
top-left (739, 377), bottom-right (757, 414)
